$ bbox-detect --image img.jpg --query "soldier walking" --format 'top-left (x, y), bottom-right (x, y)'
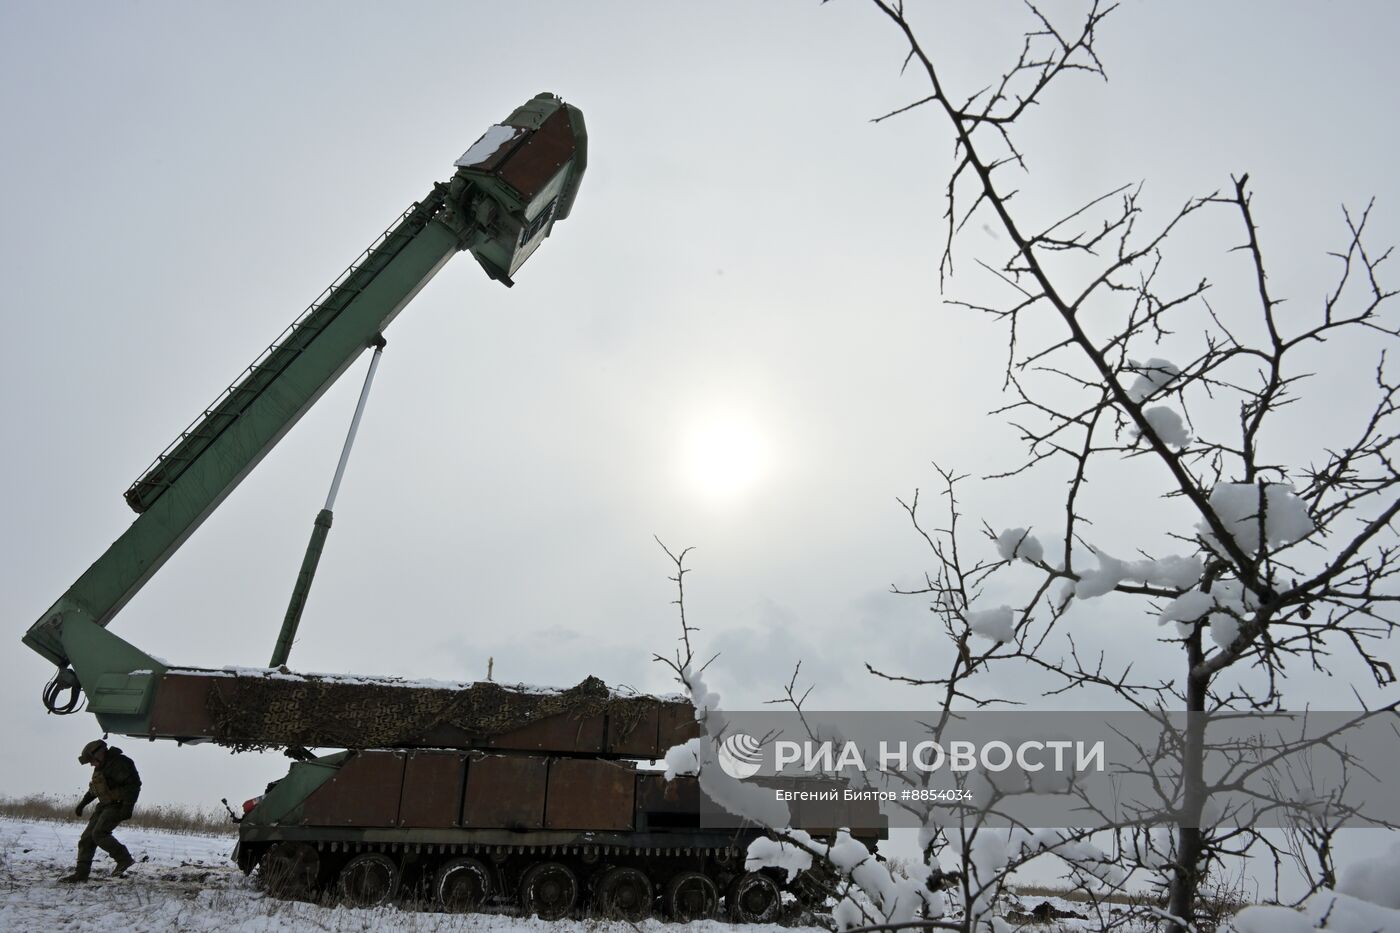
top-left (59, 739), bottom-right (141, 883)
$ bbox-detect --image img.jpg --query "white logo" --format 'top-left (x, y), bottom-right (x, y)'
top-left (718, 732), bottom-right (764, 780)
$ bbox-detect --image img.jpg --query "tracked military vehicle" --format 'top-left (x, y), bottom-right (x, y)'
top-left (20, 93), bottom-right (884, 921)
top-left (223, 670), bottom-right (883, 920)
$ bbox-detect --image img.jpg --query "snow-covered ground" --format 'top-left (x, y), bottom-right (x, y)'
top-left (0, 816), bottom-right (825, 932)
top-left (0, 816), bottom-right (1131, 931)
top-left (10, 816), bottom-right (1391, 932)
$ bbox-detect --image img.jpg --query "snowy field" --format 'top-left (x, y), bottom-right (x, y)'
top-left (7, 815), bottom-right (1393, 932)
top-left (0, 816), bottom-right (832, 932)
top-left (0, 816), bottom-right (1116, 932)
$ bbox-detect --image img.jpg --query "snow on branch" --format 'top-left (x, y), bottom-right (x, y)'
top-left (864, 0), bottom-right (1399, 929)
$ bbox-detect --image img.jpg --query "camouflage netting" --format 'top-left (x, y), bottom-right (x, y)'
top-left (205, 672), bottom-right (675, 752)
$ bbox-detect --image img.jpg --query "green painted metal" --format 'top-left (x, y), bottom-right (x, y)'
top-left (88, 672), bottom-right (157, 716)
top-left (242, 752), bottom-right (348, 828)
top-left (123, 199), bottom-right (451, 516)
top-left (20, 93), bottom-right (587, 739)
top-left (270, 509), bottom-right (334, 669)
top-left (23, 212), bottom-right (461, 670)
top-left (56, 617), bottom-right (166, 735)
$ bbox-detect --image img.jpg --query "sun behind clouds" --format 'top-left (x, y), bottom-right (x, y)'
top-left (680, 412), bottom-right (771, 502)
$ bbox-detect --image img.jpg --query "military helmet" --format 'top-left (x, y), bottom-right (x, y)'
top-left (78, 739), bottom-right (107, 764)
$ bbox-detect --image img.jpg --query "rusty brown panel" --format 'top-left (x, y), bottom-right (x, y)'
top-left (301, 751), bottom-right (405, 827)
top-left (847, 795), bottom-right (884, 834)
top-left (657, 700), bottom-right (701, 750)
top-left (793, 794), bottom-right (850, 837)
top-left (489, 712), bottom-right (604, 754)
top-left (545, 758), bottom-right (635, 831)
top-left (463, 754), bottom-right (547, 829)
top-left (497, 106), bottom-right (575, 200)
top-left (399, 751), bottom-right (466, 828)
top-left (147, 671), bottom-right (217, 738)
top-left (793, 779), bottom-right (852, 836)
top-left (749, 775), bottom-right (849, 835)
top-left (605, 700), bottom-right (661, 757)
top-left (417, 721), bottom-right (475, 748)
top-left (636, 772), bottom-right (700, 814)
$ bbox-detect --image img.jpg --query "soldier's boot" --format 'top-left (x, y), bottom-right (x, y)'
top-left (109, 839), bottom-right (135, 877)
top-left (59, 863), bottom-right (92, 883)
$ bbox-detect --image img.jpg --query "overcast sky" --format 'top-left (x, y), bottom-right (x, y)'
top-left (3, 0), bottom-right (1398, 881)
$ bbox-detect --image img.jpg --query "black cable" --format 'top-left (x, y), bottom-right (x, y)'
top-left (42, 668), bottom-right (83, 715)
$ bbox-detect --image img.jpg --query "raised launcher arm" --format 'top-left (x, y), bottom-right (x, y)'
top-left (22, 93), bottom-right (587, 736)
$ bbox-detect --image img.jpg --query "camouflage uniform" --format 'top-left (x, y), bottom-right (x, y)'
top-left (66, 741), bottom-right (141, 880)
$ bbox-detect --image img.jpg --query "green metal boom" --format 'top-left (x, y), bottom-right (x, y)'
top-left (21, 94), bottom-right (586, 736)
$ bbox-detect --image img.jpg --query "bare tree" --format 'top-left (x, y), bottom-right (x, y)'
top-left (649, 6), bottom-right (1397, 929)
top-left (854, 1), bottom-right (1400, 930)
top-left (654, 540), bottom-right (970, 929)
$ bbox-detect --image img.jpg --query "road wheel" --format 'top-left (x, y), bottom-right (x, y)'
top-left (593, 865), bottom-right (652, 920)
top-left (435, 856), bottom-right (492, 912)
top-left (259, 841), bottom-right (319, 900)
top-left (665, 870), bottom-right (719, 921)
top-left (519, 861), bottom-right (578, 920)
top-left (338, 852), bottom-right (399, 908)
top-left (728, 870), bottom-right (781, 923)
